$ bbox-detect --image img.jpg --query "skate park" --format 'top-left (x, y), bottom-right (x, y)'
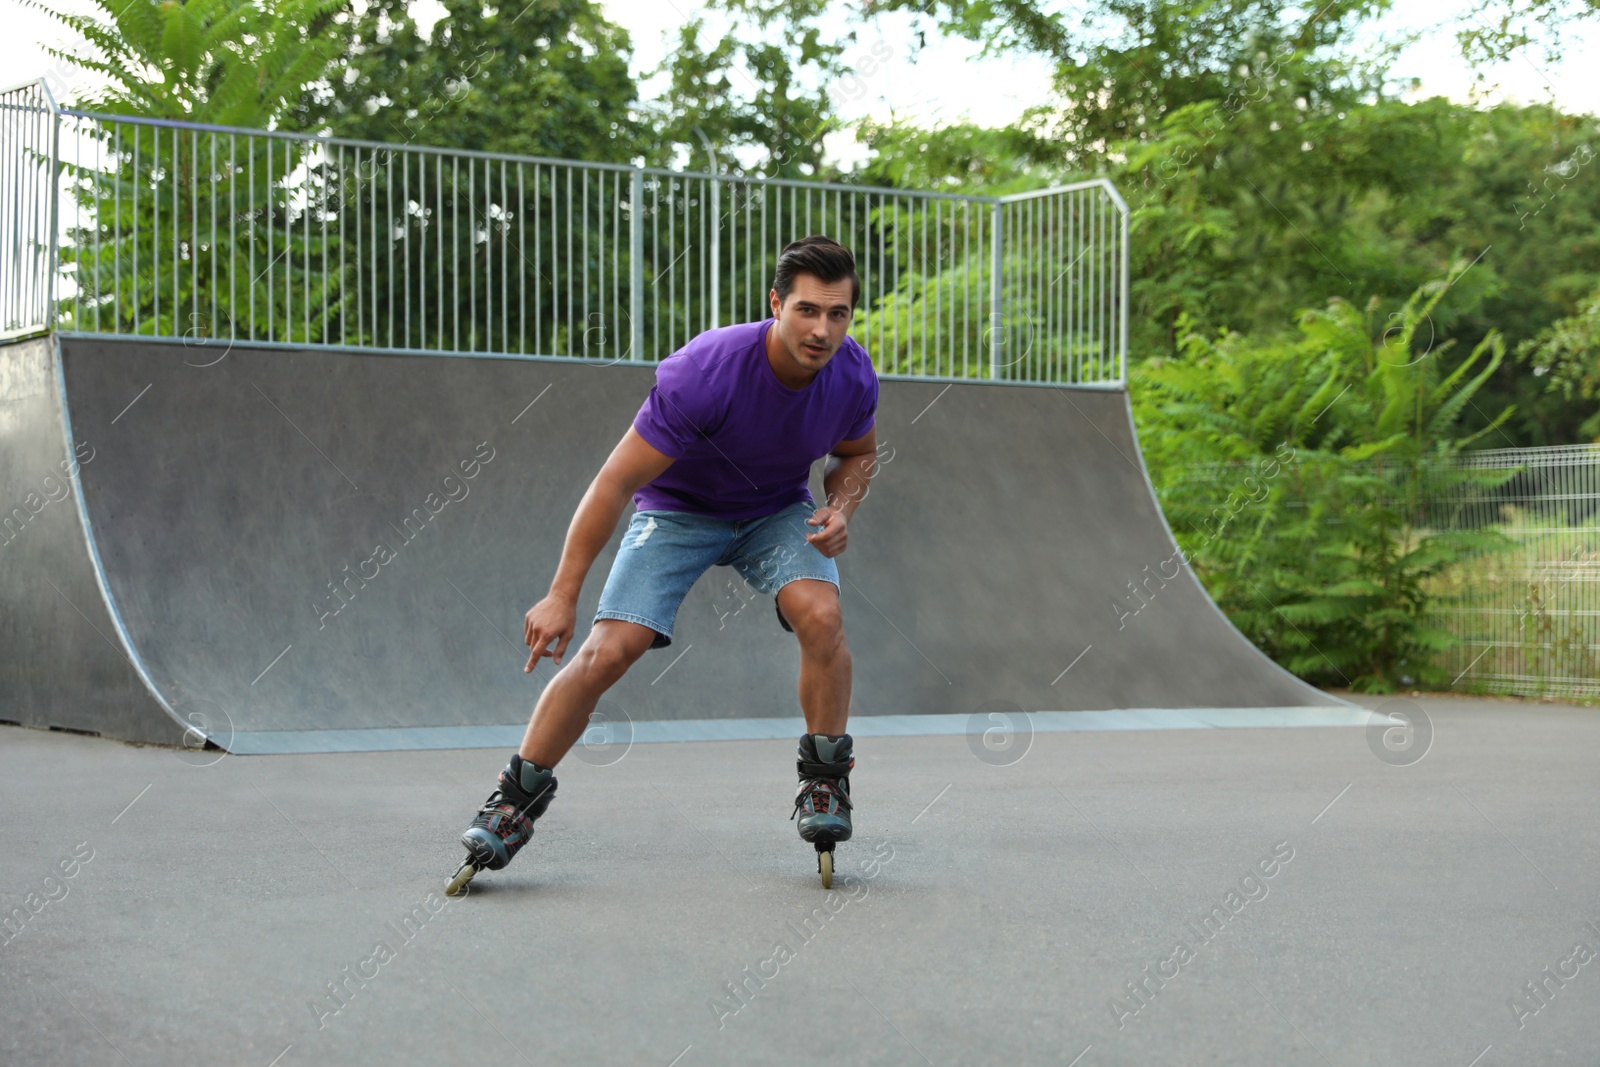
top-left (5, 77), bottom-right (1600, 1066)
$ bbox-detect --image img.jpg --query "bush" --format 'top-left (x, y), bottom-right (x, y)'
top-left (1135, 272), bottom-right (1518, 691)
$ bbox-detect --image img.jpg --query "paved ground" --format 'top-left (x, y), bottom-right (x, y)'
top-left (3, 692), bottom-right (1597, 1066)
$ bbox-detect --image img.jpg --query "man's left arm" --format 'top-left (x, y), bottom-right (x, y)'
top-left (806, 428), bottom-right (878, 558)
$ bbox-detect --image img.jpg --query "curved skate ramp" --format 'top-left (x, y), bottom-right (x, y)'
top-left (0, 334), bottom-right (1340, 751)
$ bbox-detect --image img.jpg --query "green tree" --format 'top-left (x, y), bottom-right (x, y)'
top-left (1459, 0), bottom-right (1600, 63)
top-left (860, 0), bottom-right (1393, 162)
top-left (646, 0), bottom-right (848, 177)
top-left (1520, 277), bottom-right (1600, 436)
top-left (300, 0), bottom-right (639, 162)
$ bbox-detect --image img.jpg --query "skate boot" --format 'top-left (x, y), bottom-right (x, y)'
top-left (791, 733), bottom-right (853, 888)
top-left (445, 754), bottom-right (558, 896)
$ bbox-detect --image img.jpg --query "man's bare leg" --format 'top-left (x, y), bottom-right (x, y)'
top-left (777, 579), bottom-right (851, 734)
top-left (519, 619), bottom-right (658, 767)
top-left (780, 579), bottom-right (854, 881)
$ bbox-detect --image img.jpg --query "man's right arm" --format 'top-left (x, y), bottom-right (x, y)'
top-left (523, 427), bottom-right (675, 670)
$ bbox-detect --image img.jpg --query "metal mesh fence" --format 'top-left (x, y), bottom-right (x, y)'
top-left (1424, 445), bottom-right (1600, 697)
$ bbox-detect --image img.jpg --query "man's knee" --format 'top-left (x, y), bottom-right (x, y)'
top-left (781, 585), bottom-right (844, 646)
top-left (576, 628), bottom-right (651, 683)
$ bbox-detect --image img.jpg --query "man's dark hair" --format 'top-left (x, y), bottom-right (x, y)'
top-left (772, 235), bottom-right (860, 309)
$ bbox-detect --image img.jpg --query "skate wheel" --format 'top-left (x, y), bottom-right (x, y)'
top-left (445, 862), bottom-right (478, 897)
top-left (817, 849), bottom-right (833, 889)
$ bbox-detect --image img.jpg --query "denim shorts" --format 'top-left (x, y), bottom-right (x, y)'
top-left (594, 500), bottom-right (840, 649)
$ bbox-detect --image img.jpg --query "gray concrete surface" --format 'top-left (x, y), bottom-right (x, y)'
top-left (3, 334), bottom-right (1335, 751)
top-left (0, 337), bottom-right (184, 745)
top-left (3, 692), bottom-right (1596, 1066)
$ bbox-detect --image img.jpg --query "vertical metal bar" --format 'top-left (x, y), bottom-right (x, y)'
top-left (2, 92), bottom-right (12, 328)
top-left (989, 201), bottom-right (1003, 379)
top-left (596, 168), bottom-right (606, 360)
top-left (384, 150), bottom-right (393, 348)
top-left (336, 143), bottom-right (343, 347)
top-left (301, 139), bottom-right (310, 343)
top-left (710, 176), bottom-right (720, 328)
top-left (114, 124), bottom-right (123, 330)
top-left (188, 128), bottom-right (197, 339)
top-left (153, 125), bottom-right (161, 333)
top-left (92, 120), bottom-right (104, 331)
top-left (415, 150), bottom-right (424, 349)
top-left (581, 166), bottom-right (589, 358)
top-left (72, 114), bottom-right (82, 329)
top-left (1095, 192), bottom-right (1104, 381)
top-left (760, 178), bottom-right (768, 323)
top-left (704, 176), bottom-right (710, 334)
top-left (1119, 191), bottom-right (1129, 385)
top-left (1070, 190), bottom-right (1079, 383)
top-left (265, 136), bottom-right (275, 340)
top-left (1052, 190), bottom-right (1062, 383)
top-left (12, 93), bottom-right (23, 327)
top-left (500, 160), bottom-right (508, 354)
top-left (477, 158), bottom-right (484, 351)
top-left (518, 162), bottom-right (526, 355)
top-left (452, 156), bottom-right (459, 353)
top-left (172, 128), bottom-right (181, 334)
top-left (436, 155), bottom-right (444, 349)
top-left (668, 178), bottom-right (677, 350)
top-left (652, 174), bottom-right (661, 358)
top-left (402, 150), bottom-right (410, 349)
top-left (318, 142), bottom-right (327, 345)
top-left (630, 167), bottom-right (644, 361)
top-left (572, 167), bottom-right (579, 356)
top-left (535, 163), bottom-right (543, 354)
top-left (281, 139), bottom-right (291, 341)
top-left (353, 147), bottom-right (362, 345)
top-left (918, 198), bottom-right (926, 375)
top-left (932, 199), bottom-right (941, 378)
top-left (743, 181), bottom-right (752, 324)
top-left (246, 135), bottom-right (253, 338)
top-left (610, 169), bottom-right (619, 360)
top-left (208, 132), bottom-right (216, 341)
top-left (875, 192), bottom-right (884, 365)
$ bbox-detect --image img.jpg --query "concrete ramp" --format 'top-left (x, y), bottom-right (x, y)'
top-left (0, 335), bottom-right (1339, 752)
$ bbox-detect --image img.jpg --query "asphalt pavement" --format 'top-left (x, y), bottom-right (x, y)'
top-left (3, 692), bottom-right (1596, 1066)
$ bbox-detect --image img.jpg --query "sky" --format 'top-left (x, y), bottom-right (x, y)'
top-left (3, 0), bottom-right (1595, 143)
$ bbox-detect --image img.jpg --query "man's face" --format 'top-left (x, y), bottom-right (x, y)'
top-left (768, 273), bottom-right (854, 376)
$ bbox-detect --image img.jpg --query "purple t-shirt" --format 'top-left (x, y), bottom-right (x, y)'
top-left (632, 320), bottom-right (879, 519)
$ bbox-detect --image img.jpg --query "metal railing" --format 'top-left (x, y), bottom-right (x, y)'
top-left (2, 79), bottom-right (1128, 386)
top-left (1, 82), bottom-right (58, 340)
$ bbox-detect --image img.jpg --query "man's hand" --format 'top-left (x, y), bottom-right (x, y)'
top-left (523, 595), bottom-right (577, 673)
top-left (805, 505), bottom-right (849, 558)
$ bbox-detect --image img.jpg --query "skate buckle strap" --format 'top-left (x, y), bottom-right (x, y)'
top-left (797, 757), bottom-right (853, 778)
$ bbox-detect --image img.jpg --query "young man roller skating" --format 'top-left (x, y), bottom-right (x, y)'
top-left (447, 236), bottom-right (880, 895)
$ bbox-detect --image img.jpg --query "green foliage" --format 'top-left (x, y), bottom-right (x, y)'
top-left (1519, 277), bottom-right (1600, 436)
top-left (1458, 0), bottom-right (1600, 63)
top-left (1134, 274), bottom-right (1518, 691)
top-left (857, 119), bottom-right (1066, 193)
top-left (861, 0), bottom-right (1393, 162)
top-left (647, 0), bottom-right (848, 176)
top-left (37, 0), bottom-right (350, 341)
top-left (30, 0), bottom-right (342, 124)
top-left (300, 0), bottom-right (639, 162)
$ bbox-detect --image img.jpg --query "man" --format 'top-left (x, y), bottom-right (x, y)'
top-left (448, 236), bottom-right (880, 894)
